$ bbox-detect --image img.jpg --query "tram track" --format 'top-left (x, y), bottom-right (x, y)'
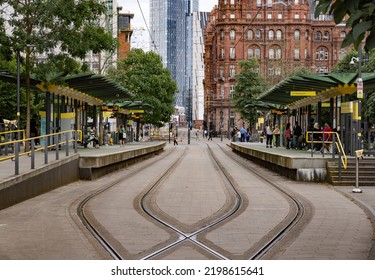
top-left (214, 143), bottom-right (310, 259)
top-left (76, 141), bottom-right (311, 260)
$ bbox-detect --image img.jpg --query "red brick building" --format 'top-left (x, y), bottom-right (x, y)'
top-left (203, 0), bottom-right (350, 135)
top-left (118, 11), bottom-right (134, 61)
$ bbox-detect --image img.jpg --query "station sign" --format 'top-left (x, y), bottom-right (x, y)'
top-left (290, 91), bottom-right (316, 96)
top-left (341, 101), bottom-right (353, 113)
top-left (271, 109), bottom-right (288, 115)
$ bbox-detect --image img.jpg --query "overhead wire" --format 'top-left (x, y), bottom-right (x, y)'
top-left (136, 0), bottom-right (158, 53)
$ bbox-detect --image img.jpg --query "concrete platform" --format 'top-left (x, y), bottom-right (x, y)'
top-left (0, 142), bottom-right (166, 210)
top-left (230, 142), bottom-right (344, 182)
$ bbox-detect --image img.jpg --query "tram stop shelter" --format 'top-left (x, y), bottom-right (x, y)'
top-left (257, 72), bottom-right (375, 155)
top-left (0, 71), bottom-right (144, 144)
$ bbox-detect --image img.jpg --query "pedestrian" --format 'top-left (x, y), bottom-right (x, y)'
top-left (208, 130), bottom-right (213, 141)
top-left (196, 129), bottom-right (200, 141)
top-left (118, 124), bottom-right (126, 147)
top-left (285, 123), bottom-right (292, 149)
top-left (293, 122), bottom-right (302, 149)
top-left (240, 126), bottom-right (247, 142)
top-left (173, 134), bottom-right (179, 146)
top-left (273, 125), bottom-right (280, 147)
top-left (321, 122), bottom-right (333, 153)
top-left (266, 124), bottom-right (273, 148)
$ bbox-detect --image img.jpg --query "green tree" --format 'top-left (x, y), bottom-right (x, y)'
top-left (315, 0), bottom-right (375, 51)
top-left (107, 49), bottom-right (177, 127)
top-left (0, 0), bottom-right (117, 148)
top-left (232, 58), bottom-right (269, 128)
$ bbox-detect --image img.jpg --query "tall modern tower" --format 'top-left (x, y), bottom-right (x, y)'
top-left (150, 0), bottom-right (199, 125)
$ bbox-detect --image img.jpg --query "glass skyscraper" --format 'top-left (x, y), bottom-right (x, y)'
top-left (150, 0), bottom-right (199, 123)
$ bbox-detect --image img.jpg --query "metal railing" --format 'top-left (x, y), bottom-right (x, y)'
top-left (305, 131), bottom-right (347, 170)
top-left (0, 130), bottom-right (82, 175)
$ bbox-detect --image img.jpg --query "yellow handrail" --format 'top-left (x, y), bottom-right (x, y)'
top-left (0, 130), bottom-right (82, 162)
top-left (0, 129), bottom-right (26, 140)
top-left (305, 131), bottom-right (347, 169)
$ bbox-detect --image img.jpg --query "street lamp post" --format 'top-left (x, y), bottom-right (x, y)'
top-left (220, 92), bottom-right (223, 142)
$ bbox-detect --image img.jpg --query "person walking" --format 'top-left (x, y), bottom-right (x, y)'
top-left (173, 134), bottom-right (179, 146)
top-left (293, 122), bottom-right (302, 149)
top-left (208, 130), bottom-right (213, 141)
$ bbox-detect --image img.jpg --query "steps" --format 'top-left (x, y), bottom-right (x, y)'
top-left (327, 157), bottom-right (375, 186)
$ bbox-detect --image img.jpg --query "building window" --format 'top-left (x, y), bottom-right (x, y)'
top-left (294, 13), bottom-right (300, 19)
top-left (294, 48), bottom-right (300, 59)
top-left (305, 48), bottom-right (308, 59)
top-left (268, 67), bottom-right (274, 76)
top-left (230, 65), bottom-right (236, 78)
top-left (268, 13), bottom-right (272, 19)
top-left (315, 31), bottom-right (322, 41)
top-left (221, 47), bottom-right (225, 59)
top-left (278, 13), bottom-right (282, 19)
top-left (269, 48), bottom-right (275, 59)
top-left (316, 66), bottom-right (329, 73)
top-left (248, 48), bottom-right (254, 58)
top-left (323, 31), bottom-right (329, 41)
top-left (248, 30), bottom-right (253, 40)
top-left (221, 30), bottom-right (225, 41)
top-left (275, 67), bottom-right (281, 76)
top-left (255, 29), bottom-right (261, 40)
top-left (339, 49), bottom-right (346, 60)
top-left (230, 0), bottom-right (235, 5)
top-left (294, 0), bottom-right (299, 4)
top-left (230, 47), bottom-right (236, 59)
top-left (305, 30), bottom-right (309, 40)
top-left (255, 47), bottom-right (261, 59)
top-left (220, 68), bottom-right (224, 78)
top-left (294, 30), bottom-right (300, 40)
top-left (276, 47), bottom-right (281, 59)
top-left (340, 31), bottom-right (346, 38)
top-left (257, 0), bottom-right (262, 7)
top-left (230, 13), bottom-right (235, 19)
top-left (276, 30), bottom-right (282, 40)
top-left (316, 47), bottom-right (328, 60)
top-left (269, 30), bottom-right (274, 40)
top-left (230, 29), bottom-right (236, 40)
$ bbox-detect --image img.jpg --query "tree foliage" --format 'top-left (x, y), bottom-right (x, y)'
top-left (232, 58), bottom-right (269, 128)
top-left (0, 0), bottom-right (117, 145)
top-left (107, 49), bottom-right (177, 127)
top-left (315, 0), bottom-right (375, 51)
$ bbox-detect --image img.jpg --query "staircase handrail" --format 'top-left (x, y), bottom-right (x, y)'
top-left (305, 131), bottom-right (347, 169)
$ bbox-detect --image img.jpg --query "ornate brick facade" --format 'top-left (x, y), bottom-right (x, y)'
top-left (203, 0), bottom-right (349, 135)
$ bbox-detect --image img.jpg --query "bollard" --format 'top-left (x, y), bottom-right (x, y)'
top-left (352, 149), bottom-right (363, 193)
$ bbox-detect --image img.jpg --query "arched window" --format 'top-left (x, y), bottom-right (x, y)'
top-left (255, 29), bottom-right (261, 40)
top-left (269, 30), bottom-right (274, 40)
top-left (269, 48), bottom-right (275, 59)
top-left (323, 31), bottom-right (329, 41)
top-left (255, 47), bottom-right (261, 58)
top-left (276, 47), bottom-right (281, 59)
top-left (294, 30), bottom-right (300, 40)
top-left (247, 30), bottom-right (253, 40)
top-left (315, 47), bottom-right (328, 60)
top-left (276, 29), bottom-right (282, 40)
top-left (248, 48), bottom-right (254, 58)
top-left (230, 29), bottom-right (236, 40)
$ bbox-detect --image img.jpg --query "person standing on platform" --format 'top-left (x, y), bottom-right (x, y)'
top-left (118, 124), bottom-right (126, 147)
top-left (266, 124), bottom-right (273, 148)
top-left (293, 122), bottom-right (302, 149)
top-left (285, 123), bottom-right (292, 149)
top-left (273, 125), bottom-right (281, 147)
top-left (240, 126), bottom-right (247, 142)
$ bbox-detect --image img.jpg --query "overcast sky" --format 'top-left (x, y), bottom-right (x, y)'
top-left (117, 0), bottom-right (218, 49)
